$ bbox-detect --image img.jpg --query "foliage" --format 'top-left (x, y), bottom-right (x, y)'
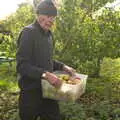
top-left (0, 1), bottom-right (120, 76)
top-left (60, 102), bottom-right (86, 120)
top-left (0, 62), bottom-right (18, 120)
top-left (53, 1), bottom-right (120, 76)
top-left (100, 57), bottom-right (120, 81)
top-left (0, 3), bottom-right (35, 58)
top-left (0, 63), bottom-right (120, 120)
top-left (78, 0), bottom-right (114, 13)
top-left (0, 0), bottom-right (120, 120)
top-left (0, 62), bottom-right (17, 91)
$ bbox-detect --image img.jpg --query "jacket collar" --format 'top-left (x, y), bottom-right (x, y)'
top-left (34, 20), bottom-right (51, 35)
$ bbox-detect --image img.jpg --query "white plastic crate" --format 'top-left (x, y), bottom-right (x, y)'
top-left (42, 72), bottom-right (88, 101)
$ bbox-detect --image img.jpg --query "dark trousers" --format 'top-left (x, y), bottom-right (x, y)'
top-left (19, 88), bottom-right (61, 120)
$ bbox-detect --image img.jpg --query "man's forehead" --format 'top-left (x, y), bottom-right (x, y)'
top-left (39, 15), bottom-right (55, 18)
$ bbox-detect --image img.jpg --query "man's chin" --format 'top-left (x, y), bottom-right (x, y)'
top-left (44, 27), bottom-right (51, 31)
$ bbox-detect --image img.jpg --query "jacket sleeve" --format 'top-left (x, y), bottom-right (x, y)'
top-left (16, 27), bottom-right (44, 79)
top-left (53, 60), bottom-right (64, 71)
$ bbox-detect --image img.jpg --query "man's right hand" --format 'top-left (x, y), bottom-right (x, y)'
top-left (43, 72), bottom-right (62, 88)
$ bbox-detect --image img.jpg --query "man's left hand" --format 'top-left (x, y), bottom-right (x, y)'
top-left (63, 65), bottom-right (76, 76)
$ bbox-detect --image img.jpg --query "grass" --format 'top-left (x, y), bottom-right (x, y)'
top-left (0, 63), bottom-right (120, 120)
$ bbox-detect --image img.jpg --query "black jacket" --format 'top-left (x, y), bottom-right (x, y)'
top-left (16, 20), bottom-right (64, 90)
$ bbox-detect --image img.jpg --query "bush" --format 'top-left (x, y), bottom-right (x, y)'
top-left (100, 57), bottom-right (120, 81)
top-left (60, 101), bottom-right (86, 120)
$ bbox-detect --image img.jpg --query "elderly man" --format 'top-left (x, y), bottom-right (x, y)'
top-left (16, 0), bottom-right (75, 120)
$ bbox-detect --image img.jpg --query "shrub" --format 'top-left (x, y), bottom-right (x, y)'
top-left (100, 57), bottom-right (120, 81)
top-left (60, 101), bottom-right (86, 120)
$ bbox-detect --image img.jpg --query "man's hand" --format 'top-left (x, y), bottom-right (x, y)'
top-left (63, 65), bottom-right (76, 76)
top-left (43, 72), bottom-right (62, 88)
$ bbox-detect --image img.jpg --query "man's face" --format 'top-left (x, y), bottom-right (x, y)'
top-left (38, 15), bottom-right (55, 31)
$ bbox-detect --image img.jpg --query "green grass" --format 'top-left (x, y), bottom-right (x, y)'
top-left (0, 63), bottom-right (120, 120)
top-left (0, 62), bottom-right (18, 91)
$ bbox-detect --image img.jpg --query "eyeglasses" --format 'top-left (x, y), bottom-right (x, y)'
top-left (47, 16), bottom-right (56, 21)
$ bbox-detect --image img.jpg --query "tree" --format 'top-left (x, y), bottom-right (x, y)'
top-left (53, 0), bottom-right (120, 76)
top-left (0, 3), bottom-right (35, 58)
top-left (0, 0), bottom-right (119, 76)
